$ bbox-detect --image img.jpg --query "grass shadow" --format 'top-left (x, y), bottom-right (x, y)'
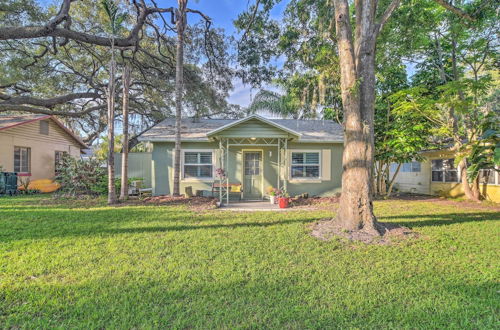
top-left (379, 212), bottom-right (499, 228)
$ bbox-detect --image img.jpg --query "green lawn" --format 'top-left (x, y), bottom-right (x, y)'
top-left (0, 196), bottom-right (498, 329)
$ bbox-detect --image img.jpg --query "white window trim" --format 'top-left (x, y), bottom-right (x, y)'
top-left (431, 158), bottom-right (460, 183)
top-left (179, 149), bottom-right (215, 182)
top-left (288, 149), bottom-right (322, 182)
top-left (14, 146), bottom-right (31, 174)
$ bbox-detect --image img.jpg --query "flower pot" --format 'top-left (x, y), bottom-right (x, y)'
top-left (278, 197), bottom-right (289, 209)
top-left (269, 195), bottom-right (275, 204)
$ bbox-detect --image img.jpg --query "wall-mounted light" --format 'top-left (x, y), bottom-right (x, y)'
top-left (269, 151), bottom-right (272, 157)
top-left (250, 137), bottom-right (256, 140)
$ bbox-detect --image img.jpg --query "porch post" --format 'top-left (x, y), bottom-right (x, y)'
top-left (284, 138), bottom-right (288, 193)
top-left (226, 137), bottom-right (229, 205)
top-left (277, 138), bottom-right (281, 191)
top-left (219, 138), bottom-right (223, 204)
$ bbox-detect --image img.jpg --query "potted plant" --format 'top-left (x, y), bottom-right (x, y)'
top-left (266, 186), bottom-right (279, 204)
top-left (278, 191), bottom-right (290, 209)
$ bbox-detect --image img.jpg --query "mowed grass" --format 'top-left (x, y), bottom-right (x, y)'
top-left (0, 196), bottom-right (498, 329)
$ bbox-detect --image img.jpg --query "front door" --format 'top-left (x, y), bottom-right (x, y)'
top-left (243, 151), bottom-right (262, 199)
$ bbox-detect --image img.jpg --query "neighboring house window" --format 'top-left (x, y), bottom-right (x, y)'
top-left (398, 161), bottom-right (421, 173)
top-left (478, 169), bottom-right (496, 185)
top-left (40, 120), bottom-right (49, 135)
top-left (55, 151), bottom-right (67, 175)
top-left (14, 147), bottom-right (31, 173)
top-left (291, 152), bottom-right (320, 178)
top-left (183, 151), bottom-right (213, 178)
top-left (431, 158), bottom-right (458, 182)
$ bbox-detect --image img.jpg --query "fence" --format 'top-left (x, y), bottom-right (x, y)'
top-left (114, 152), bottom-right (152, 188)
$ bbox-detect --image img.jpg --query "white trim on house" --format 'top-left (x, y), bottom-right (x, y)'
top-left (206, 114), bottom-right (302, 138)
top-left (287, 149), bottom-right (322, 182)
top-left (178, 149), bottom-right (216, 182)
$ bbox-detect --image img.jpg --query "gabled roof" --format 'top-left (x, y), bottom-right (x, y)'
top-left (206, 114), bottom-right (301, 138)
top-left (0, 114), bottom-right (88, 148)
top-left (139, 116), bottom-right (344, 143)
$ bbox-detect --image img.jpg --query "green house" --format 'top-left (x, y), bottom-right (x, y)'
top-left (139, 115), bottom-right (344, 203)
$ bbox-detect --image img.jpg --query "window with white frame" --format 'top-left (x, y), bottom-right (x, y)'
top-left (183, 151), bottom-right (213, 179)
top-left (391, 161), bottom-right (421, 173)
top-left (291, 152), bottom-right (320, 179)
top-left (14, 146), bottom-right (31, 173)
top-left (431, 158), bottom-right (458, 182)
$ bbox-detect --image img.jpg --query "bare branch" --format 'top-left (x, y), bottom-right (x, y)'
top-left (433, 0), bottom-right (476, 21)
top-left (240, 0), bottom-right (261, 42)
top-left (0, 104), bottom-right (105, 117)
top-left (0, 92), bottom-right (100, 107)
top-left (374, 0), bottom-right (401, 37)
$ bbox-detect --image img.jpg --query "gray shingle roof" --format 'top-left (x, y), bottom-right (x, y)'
top-left (139, 117), bottom-right (343, 142)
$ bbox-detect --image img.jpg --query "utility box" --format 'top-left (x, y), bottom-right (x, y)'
top-left (0, 172), bottom-right (18, 196)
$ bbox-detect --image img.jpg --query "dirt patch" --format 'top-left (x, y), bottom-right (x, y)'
top-left (291, 196), bottom-right (340, 209)
top-left (139, 195), bottom-right (218, 211)
top-left (310, 219), bottom-right (418, 245)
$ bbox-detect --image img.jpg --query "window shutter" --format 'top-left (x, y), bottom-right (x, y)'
top-left (322, 149), bottom-right (331, 180)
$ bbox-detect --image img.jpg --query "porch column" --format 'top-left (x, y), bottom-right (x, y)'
top-left (219, 138), bottom-right (223, 203)
top-left (226, 137), bottom-right (229, 205)
top-left (283, 138), bottom-right (288, 193)
top-left (277, 138), bottom-right (281, 191)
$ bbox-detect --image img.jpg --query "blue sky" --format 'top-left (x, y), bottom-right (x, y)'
top-left (38, 0), bottom-right (286, 107)
top-left (186, 0), bottom-right (287, 107)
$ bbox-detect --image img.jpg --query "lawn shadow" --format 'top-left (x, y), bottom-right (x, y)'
top-left (379, 211), bottom-right (499, 228)
top-left (0, 204), bottom-right (317, 242)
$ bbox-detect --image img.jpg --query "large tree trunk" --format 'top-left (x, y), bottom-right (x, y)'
top-left (107, 41), bottom-right (116, 205)
top-left (332, 0), bottom-right (380, 235)
top-left (173, 0), bottom-right (187, 196)
top-left (120, 64), bottom-right (131, 201)
top-left (458, 158), bottom-right (480, 202)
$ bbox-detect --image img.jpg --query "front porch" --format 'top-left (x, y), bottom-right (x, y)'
top-left (214, 137), bottom-right (290, 205)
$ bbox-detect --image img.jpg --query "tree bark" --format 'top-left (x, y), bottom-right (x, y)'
top-left (387, 163), bottom-right (401, 197)
top-left (173, 0), bottom-right (187, 196)
top-left (107, 40), bottom-right (116, 205)
top-left (120, 64), bottom-right (131, 201)
top-left (458, 158), bottom-right (480, 202)
top-left (332, 0), bottom-right (380, 235)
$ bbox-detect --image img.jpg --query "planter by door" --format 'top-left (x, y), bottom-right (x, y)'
top-left (278, 197), bottom-right (289, 208)
top-left (269, 195), bottom-right (275, 204)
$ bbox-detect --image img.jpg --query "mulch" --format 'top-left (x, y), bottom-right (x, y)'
top-left (310, 219), bottom-right (418, 245)
top-left (139, 195), bottom-right (218, 211)
top-left (290, 195), bottom-right (340, 209)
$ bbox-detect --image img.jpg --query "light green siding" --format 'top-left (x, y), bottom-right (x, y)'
top-left (214, 118), bottom-right (293, 138)
top-left (151, 140), bottom-right (343, 198)
top-left (286, 142), bottom-right (343, 196)
top-left (114, 152), bottom-right (152, 188)
top-left (152, 143), bottom-right (171, 195)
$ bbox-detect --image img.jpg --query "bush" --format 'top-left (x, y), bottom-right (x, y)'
top-left (55, 155), bottom-right (107, 197)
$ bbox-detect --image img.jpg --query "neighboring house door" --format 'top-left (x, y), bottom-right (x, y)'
top-left (243, 151), bottom-right (262, 200)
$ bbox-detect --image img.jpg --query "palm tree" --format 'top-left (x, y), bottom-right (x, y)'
top-left (101, 0), bottom-right (127, 204)
top-left (120, 63), bottom-right (131, 201)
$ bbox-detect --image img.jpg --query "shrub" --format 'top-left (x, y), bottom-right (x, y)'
top-left (55, 155), bottom-right (107, 197)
